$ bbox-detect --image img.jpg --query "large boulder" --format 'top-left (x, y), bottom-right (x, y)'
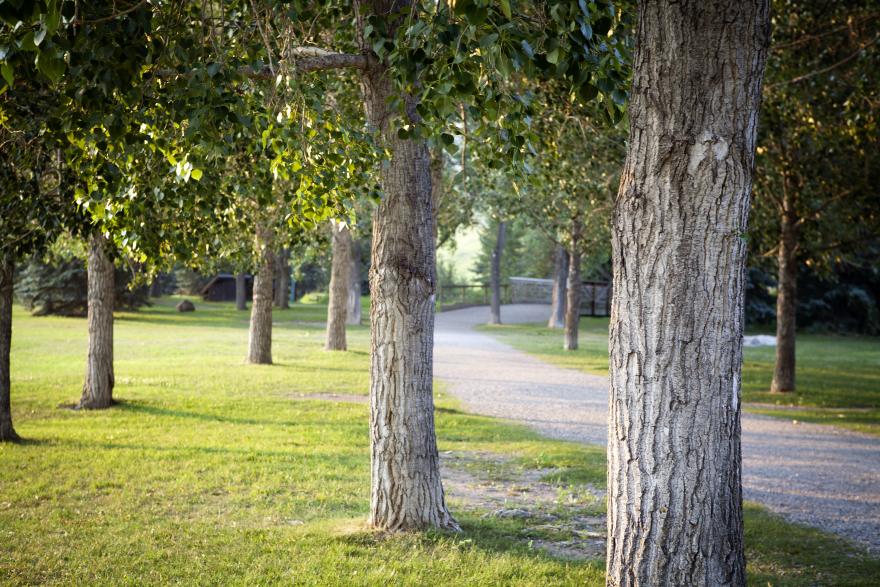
top-left (176, 299), bottom-right (196, 313)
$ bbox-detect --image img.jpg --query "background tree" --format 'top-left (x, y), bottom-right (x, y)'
top-left (606, 1), bottom-right (770, 584)
top-left (751, 0), bottom-right (880, 393)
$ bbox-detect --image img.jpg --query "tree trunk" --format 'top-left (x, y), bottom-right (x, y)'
top-left (149, 274), bottom-right (162, 298)
top-left (0, 254), bottom-right (19, 442)
top-left (606, 2), bottom-right (770, 586)
top-left (235, 272), bottom-right (248, 311)
top-left (360, 7), bottom-right (457, 530)
top-left (563, 249), bottom-right (581, 351)
top-left (548, 245), bottom-right (568, 328)
top-left (78, 233), bottom-right (115, 409)
top-left (346, 238), bottom-right (362, 326)
top-left (489, 221), bottom-right (506, 325)
top-left (326, 223), bottom-right (351, 351)
top-left (274, 248), bottom-right (291, 309)
top-left (771, 191), bottom-right (797, 392)
top-left (247, 225), bottom-right (274, 364)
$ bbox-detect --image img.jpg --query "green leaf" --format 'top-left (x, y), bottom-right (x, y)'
top-left (0, 62), bottom-right (13, 87)
top-left (499, 0), bottom-right (512, 20)
top-left (547, 48), bottom-right (560, 65)
top-left (191, 168), bottom-right (203, 181)
top-left (35, 50), bottom-right (65, 83)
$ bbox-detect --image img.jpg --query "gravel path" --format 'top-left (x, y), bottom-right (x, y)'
top-left (434, 304), bottom-right (880, 553)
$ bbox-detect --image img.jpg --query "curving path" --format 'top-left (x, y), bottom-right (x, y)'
top-left (434, 304), bottom-right (880, 553)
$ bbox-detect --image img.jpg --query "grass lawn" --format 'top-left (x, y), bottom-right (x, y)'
top-left (479, 317), bottom-right (880, 435)
top-left (2, 298), bottom-right (877, 585)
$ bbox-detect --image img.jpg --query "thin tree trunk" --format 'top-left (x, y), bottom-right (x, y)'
top-left (360, 3), bottom-right (457, 530)
top-left (771, 189), bottom-right (797, 392)
top-left (274, 248), bottom-right (290, 309)
top-left (489, 221), bottom-right (506, 325)
top-left (235, 272), bottom-right (248, 311)
top-left (606, 2), bottom-right (770, 586)
top-left (564, 249), bottom-right (581, 351)
top-left (247, 225), bottom-right (274, 364)
top-left (0, 254), bottom-right (19, 442)
top-left (346, 238), bottom-right (362, 326)
top-left (78, 233), bottom-right (115, 409)
top-left (548, 245), bottom-right (568, 328)
top-left (326, 223), bottom-right (351, 351)
top-left (149, 274), bottom-right (162, 298)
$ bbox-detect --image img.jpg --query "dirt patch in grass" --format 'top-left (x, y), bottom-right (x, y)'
top-left (442, 451), bottom-right (606, 561)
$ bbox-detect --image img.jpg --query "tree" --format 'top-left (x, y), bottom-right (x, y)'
top-left (346, 237), bottom-right (364, 325)
top-left (235, 272), bottom-right (248, 311)
top-left (78, 233), bottom-right (116, 408)
top-left (606, 2), bottom-right (770, 585)
top-left (274, 249), bottom-right (291, 309)
top-left (547, 245), bottom-right (568, 328)
top-left (750, 1), bottom-right (880, 393)
top-left (519, 89), bottom-right (624, 349)
top-left (488, 221), bottom-right (507, 324)
top-left (326, 222), bottom-right (352, 350)
top-left (247, 223), bottom-right (276, 364)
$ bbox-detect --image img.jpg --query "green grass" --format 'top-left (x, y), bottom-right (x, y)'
top-left (479, 319), bottom-right (880, 435)
top-left (2, 299), bottom-right (877, 585)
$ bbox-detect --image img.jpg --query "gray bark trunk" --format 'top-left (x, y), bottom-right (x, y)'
top-left (360, 4), bottom-right (457, 530)
top-left (606, 2), bottom-right (770, 586)
top-left (78, 233), bottom-right (115, 409)
top-left (247, 225), bottom-right (274, 364)
top-left (326, 223), bottom-right (351, 351)
top-left (235, 272), bottom-right (248, 311)
top-left (548, 245), bottom-right (568, 329)
top-left (563, 249), bottom-right (581, 351)
top-left (149, 275), bottom-right (162, 298)
top-left (0, 254), bottom-right (18, 441)
top-left (489, 221), bottom-right (506, 325)
top-left (771, 190), bottom-right (797, 392)
top-left (275, 248), bottom-right (291, 309)
top-left (346, 238), bottom-right (362, 326)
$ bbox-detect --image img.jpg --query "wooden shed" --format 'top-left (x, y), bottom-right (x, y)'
top-left (201, 274), bottom-right (253, 302)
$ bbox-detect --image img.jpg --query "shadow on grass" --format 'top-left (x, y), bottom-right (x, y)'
top-left (116, 400), bottom-right (298, 428)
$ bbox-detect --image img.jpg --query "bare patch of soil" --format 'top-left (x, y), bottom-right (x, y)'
top-left (442, 451), bottom-right (606, 560)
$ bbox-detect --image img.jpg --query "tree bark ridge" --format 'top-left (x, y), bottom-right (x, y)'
top-left (0, 255), bottom-right (19, 441)
top-left (247, 225), bottom-right (274, 364)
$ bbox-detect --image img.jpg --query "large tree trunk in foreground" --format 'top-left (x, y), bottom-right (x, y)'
top-left (361, 16), bottom-right (457, 530)
top-left (78, 233), bottom-right (115, 409)
top-left (771, 189), bottom-right (797, 392)
top-left (548, 245), bottom-right (568, 328)
top-left (247, 226), bottom-right (274, 364)
top-left (0, 255), bottom-right (19, 441)
top-left (346, 238), bottom-right (362, 326)
top-left (489, 221), bottom-right (506, 325)
top-left (274, 248), bottom-right (290, 309)
top-left (563, 249), bottom-right (581, 351)
top-left (606, 2), bottom-right (770, 585)
top-left (325, 223), bottom-right (351, 351)
top-left (235, 272), bottom-right (248, 311)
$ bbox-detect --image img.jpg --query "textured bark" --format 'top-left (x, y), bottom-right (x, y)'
top-left (247, 225), bottom-right (274, 364)
top-left (360, 2), bottom-right (457, 531)
top-left (274, 248), bottom-right (291, 309)
top-left (235, 272), bottom-right (248, 311)
top-left (548, 245), bottom-right (568, 329)
top-left (489, 221), bottom-right (506, 325)
top-left (771, 189), bottom-right (797, 392)
top-left (326, 223), bottom-right (351, 351)
top-left (0, 255), bottom-right (19, 442)
top-left (78, 233), bottom-right (115, 410)
top-left (346, 238), bottom-right (363, 326)
top-left (606, 2), bottom-right (770, 586)
top-left (563, 249), bottom-right (581, 351)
